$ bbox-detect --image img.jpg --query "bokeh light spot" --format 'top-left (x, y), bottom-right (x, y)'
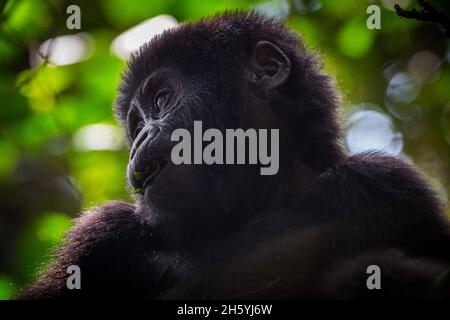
top-left (36, 33), bottom-right (93, 67)
top-left (252, 0), bottom-right (290, 19)
top-left (337, 19), bottom-right (375, 58)
top-left (386, 72), bottom-right (421, 104)
top-left (35, 213), bottom-right (72, 243)
top-left (408, 50), bottom-right (441, 84)
top-left (346, 104), bottom-right (403, 155)
top-left (73, 124), bottom-right (126, 152)
top-left (111, 15), bottom-right (178, 60)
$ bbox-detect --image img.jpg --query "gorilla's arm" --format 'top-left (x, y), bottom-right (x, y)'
top-left (18, 201), bottom-right (160, 299)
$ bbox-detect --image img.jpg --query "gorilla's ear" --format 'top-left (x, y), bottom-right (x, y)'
top-left (247, 41), bottom-right (291, 89)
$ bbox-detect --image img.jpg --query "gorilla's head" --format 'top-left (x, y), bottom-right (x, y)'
top-left (115, 13), bottom-right (343, 235)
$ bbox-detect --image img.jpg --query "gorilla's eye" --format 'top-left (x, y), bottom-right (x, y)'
top-left (154, 90), bottom-right (170, 114)
top-left (133, 120), bottom-right (145, 139)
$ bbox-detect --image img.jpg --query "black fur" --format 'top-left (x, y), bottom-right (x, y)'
top-left (19, 12), bottom-right (450, 299)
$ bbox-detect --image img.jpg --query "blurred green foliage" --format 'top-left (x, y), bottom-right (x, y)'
top-left (0, 0), bottom-right (449, 299)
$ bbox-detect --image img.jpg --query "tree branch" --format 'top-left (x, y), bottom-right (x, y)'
top-left (394, 0), bottom-right (450, 37)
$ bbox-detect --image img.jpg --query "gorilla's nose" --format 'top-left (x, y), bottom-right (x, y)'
top-left (130, 125), bottom-right (160, 160)
top-left (127, 125), bottom-right (170, 192)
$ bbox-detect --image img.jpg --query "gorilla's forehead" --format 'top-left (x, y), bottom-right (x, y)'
top-left (115, 12), bottom-right (302, 122)
top-left (128, 16), bottom-right (256, 77)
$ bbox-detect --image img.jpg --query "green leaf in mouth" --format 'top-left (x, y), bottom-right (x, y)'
top-left (132, 161), bottom-right (161, 194)
top-left (142, 161), bottom-right (161, 188)
top-left (133, 171), bottom-right (145, 183)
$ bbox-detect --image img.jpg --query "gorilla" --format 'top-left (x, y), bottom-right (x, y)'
top-left (20, 12), bottom-right (450, 299)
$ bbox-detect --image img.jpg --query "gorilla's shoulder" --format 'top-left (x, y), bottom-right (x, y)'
top-left (307, 152), bottom-right (446, 221)
top-left (68, 201), bottom-right (139, 245)
top-left (338, 152), bottom-right (440, 201)
top-left (76, 201), bottom-right (136, 224)
top-left (18, 201), bottom-right (144, 300)
top-left (74, 201), bottom-right (136, 227)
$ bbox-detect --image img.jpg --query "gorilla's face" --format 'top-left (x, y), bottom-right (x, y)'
top-left (125, 68), bottom-right (223, 217)
top-left (118, 24), bottom-right (294, 226)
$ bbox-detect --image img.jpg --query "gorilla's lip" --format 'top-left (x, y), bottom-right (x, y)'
top-left (133, 159), bottom-right (169, 194)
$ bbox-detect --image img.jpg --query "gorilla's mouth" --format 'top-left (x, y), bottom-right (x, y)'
top-left (133, 159), bottom-right (169, 194)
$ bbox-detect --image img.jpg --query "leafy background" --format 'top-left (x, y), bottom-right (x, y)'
top-left (0, 0), bottom-right (449, 299)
